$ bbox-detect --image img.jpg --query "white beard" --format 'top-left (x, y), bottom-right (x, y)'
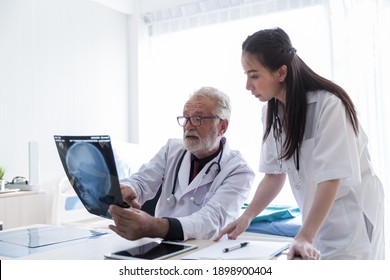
top-left (183, 127), bottom-right (218, 156)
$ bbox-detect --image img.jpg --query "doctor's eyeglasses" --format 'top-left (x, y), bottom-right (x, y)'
top-left (177, 115), bottom-right (221, 127)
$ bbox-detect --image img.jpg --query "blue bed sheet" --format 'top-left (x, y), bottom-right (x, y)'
top-left (246, 215), bottom-right (302, 237)
top-left (244, 204), bottom-right (302, 237)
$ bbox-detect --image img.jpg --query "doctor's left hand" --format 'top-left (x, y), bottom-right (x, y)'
top-left (120, 184), bottom-right (141, 209)
top-left (108, 205), bottom-right (169, 240)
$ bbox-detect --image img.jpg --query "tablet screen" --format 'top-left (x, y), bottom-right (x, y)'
top-left (106, 241), bottom-right (197, 260)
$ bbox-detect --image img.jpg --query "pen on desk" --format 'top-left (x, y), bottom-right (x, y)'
top-left (272, 243), bottom-right (291, 258)
top-left (222, 242), bottom-right (249, 253)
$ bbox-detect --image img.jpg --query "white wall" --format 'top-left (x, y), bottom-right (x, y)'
top-left (0, 0), bottom-right (130, 185)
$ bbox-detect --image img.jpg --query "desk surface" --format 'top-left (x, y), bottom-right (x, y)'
top-left (0, 225), bottom-right (293, 260)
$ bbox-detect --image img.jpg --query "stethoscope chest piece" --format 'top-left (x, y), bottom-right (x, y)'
top-left (166, 194), bottom-right (176, 207)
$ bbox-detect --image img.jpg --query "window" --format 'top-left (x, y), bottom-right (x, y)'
top-left (137, 2), bottom-right (390, 255)
top-left (138, 4), bottom-right (330, 175)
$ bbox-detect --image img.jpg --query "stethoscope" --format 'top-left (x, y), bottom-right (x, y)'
top-left (273, 99), bottom-right (301, 189)
top-left (166, 139), bottom-right (224, 207)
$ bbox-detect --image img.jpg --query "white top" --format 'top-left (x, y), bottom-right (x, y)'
top-left (121, 138), bottom-right (255, 240)
top-left (259, 90), bottom-right (384, 259)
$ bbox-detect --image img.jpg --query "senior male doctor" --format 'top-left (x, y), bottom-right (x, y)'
top-left (109, 87), bottom-right (254, 241)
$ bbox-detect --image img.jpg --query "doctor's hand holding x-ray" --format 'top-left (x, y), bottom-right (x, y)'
top-left (108, 185), bottom-right (171, 240)
top-left (108, 87), bottom-right (255, 241)
top-left (119, 184), bottom-right (140, 208)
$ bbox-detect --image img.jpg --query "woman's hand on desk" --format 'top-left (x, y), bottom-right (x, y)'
top-left (287, 239), bottom-right (321, 260)
top-left (108, 205), bottom-right (169, 240)
top-left (214, 215), bottom-right (251, 241)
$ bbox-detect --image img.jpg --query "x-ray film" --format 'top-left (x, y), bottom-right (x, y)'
top-left (54, 135), bottom-right (128, 219)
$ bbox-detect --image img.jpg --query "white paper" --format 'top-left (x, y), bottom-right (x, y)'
top-left (182, 239), bottom-right (290, 260)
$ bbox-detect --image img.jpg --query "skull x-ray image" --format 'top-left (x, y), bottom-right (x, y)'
top-left (66, 142), bottom-right (112, 216)
top-left (54, 135), bottom-right (129, 219)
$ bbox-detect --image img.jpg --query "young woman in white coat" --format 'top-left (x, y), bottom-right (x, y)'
top-left (215, 27), bottom-right (385, 260)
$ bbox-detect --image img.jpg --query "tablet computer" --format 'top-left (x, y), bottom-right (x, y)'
top-left (54, 135), bottom-right (129, 219)
top-left (104, 241), bottom-right (198, 260)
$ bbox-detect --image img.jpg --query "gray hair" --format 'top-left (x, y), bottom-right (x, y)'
top-left (189, 87), bottom-right (231, 121)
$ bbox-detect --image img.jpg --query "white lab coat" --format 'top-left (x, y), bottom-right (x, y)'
top-left (259, 90), bottom-right (385, 259)
top-left (121, 138), bottom-right (254, 240)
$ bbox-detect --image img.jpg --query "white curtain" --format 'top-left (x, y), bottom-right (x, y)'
top-left (143, 0), bottom-right (324, 36)
top-left (327, 0), bottom-right (390, 186)
top-left (327, 1), bottom-right (390, 257)
top-left (138, 1), bottom-right (331, 169)
top-left (138, 0), bottom-right (389, 256)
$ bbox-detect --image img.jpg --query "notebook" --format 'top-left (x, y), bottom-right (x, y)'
top-left (54, 135), bottom-right (129, 219)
